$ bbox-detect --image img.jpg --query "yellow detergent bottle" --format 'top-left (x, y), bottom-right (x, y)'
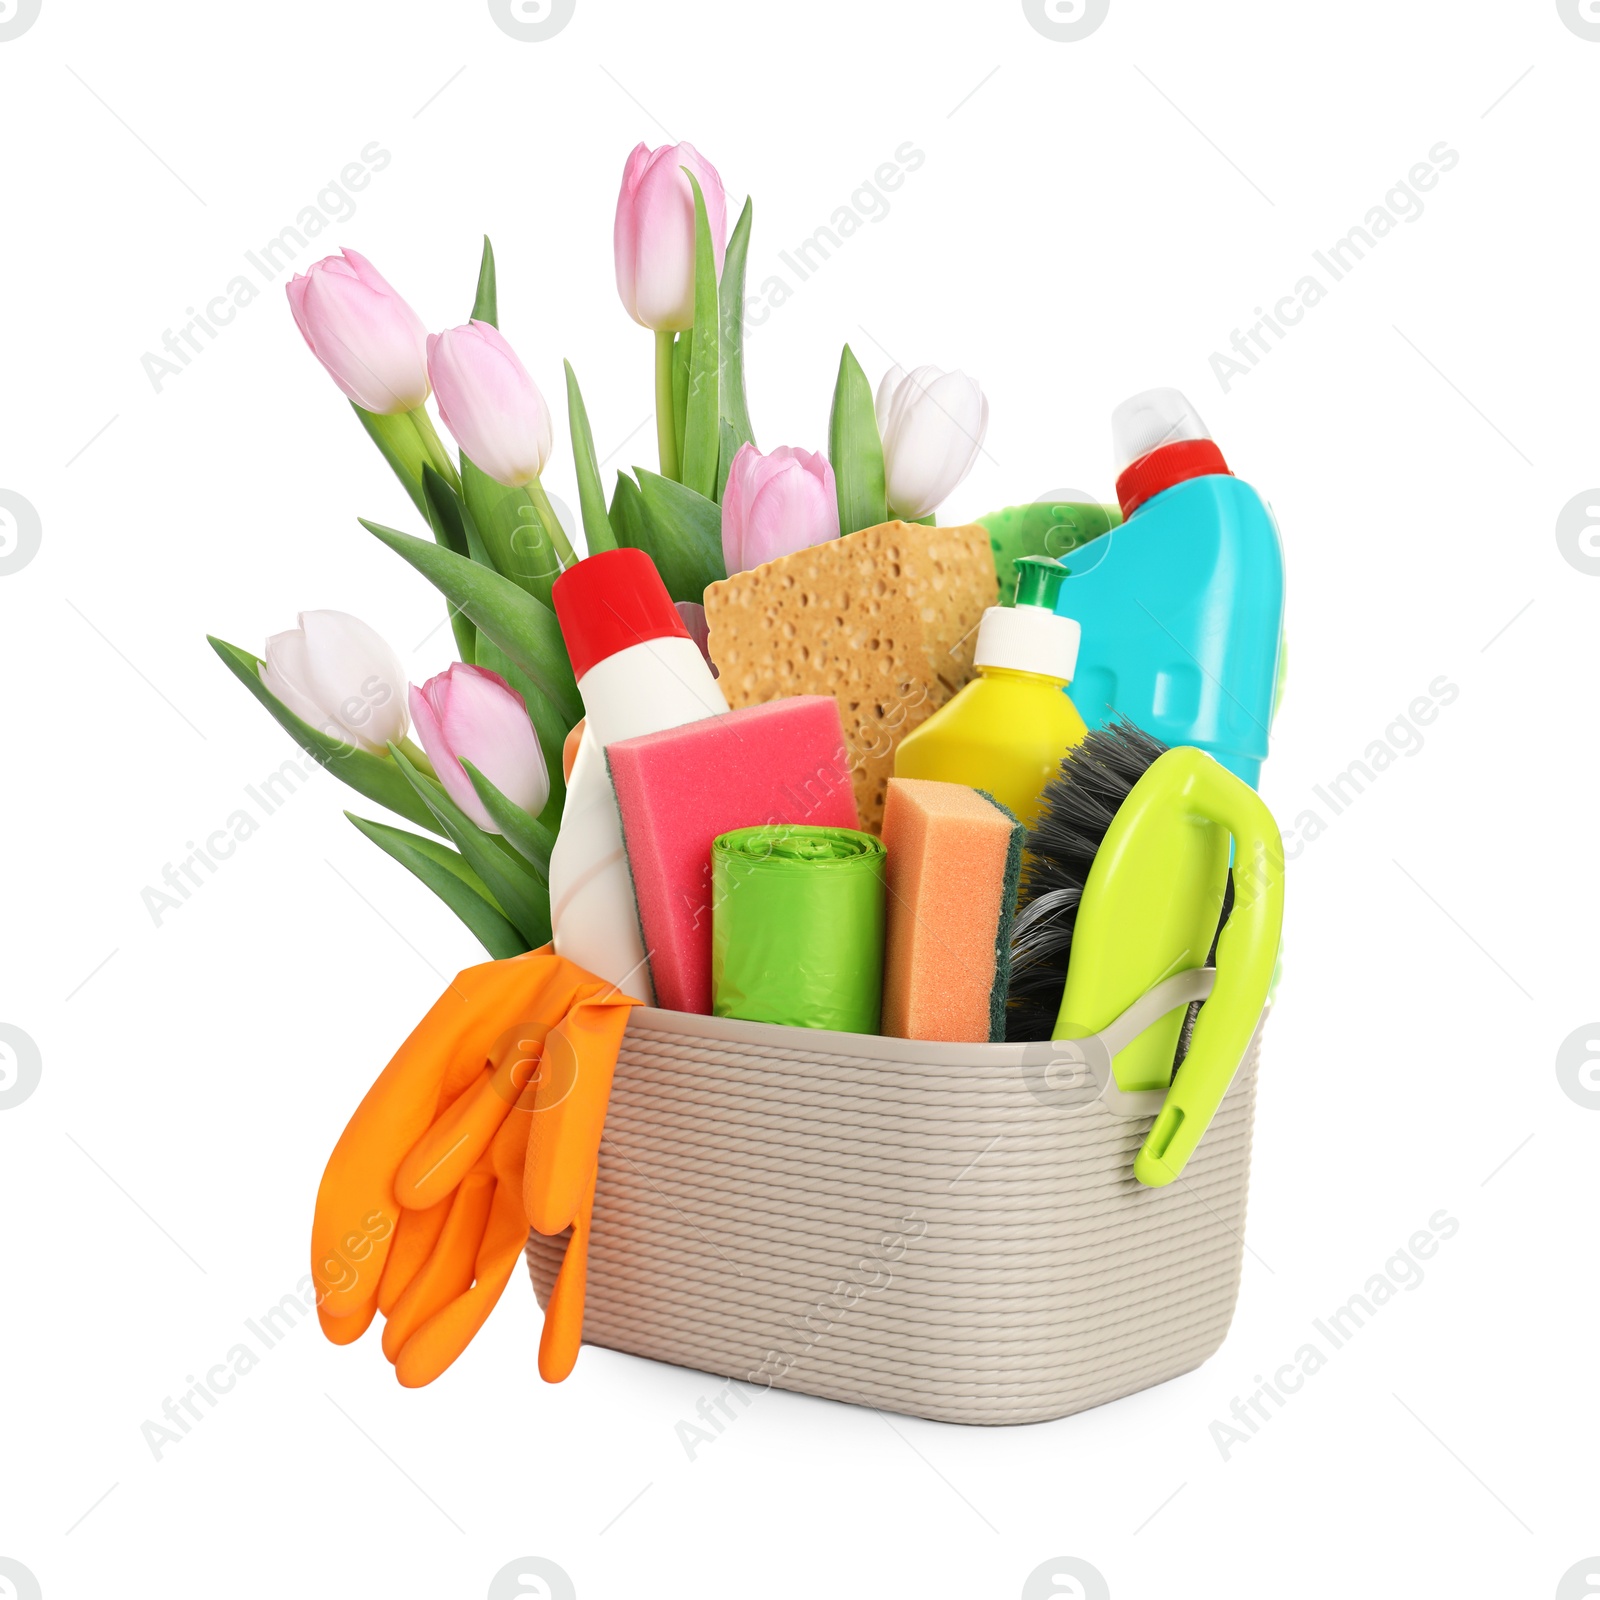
top-left (895, 555), bottom-right (1087, 828)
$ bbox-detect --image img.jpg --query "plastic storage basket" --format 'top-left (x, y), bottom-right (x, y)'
top-left (526, 969), bottom-right (1262, 1426)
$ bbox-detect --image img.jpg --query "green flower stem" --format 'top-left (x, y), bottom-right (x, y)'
top-left (527, 475), bottom-right (579, 571)
top-left (395, 736), bottom-right (437, 778)
top-left (409, 407), bottom-right (461, 493)
top-left (654, 328), bottom-right (680, 482)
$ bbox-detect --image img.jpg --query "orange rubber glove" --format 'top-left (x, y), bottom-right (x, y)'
top-left (311, 953), bottom-right (540, 1327)
top-left (311, 947), bottom-right (639, 1385)
top-left (382, 1072), bottom-right (541, 1387)
top-left (521, 975), bottom-right (638, 1381)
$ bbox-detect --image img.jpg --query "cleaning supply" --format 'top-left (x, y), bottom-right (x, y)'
top-left (892, 555), bottom-right (1088, 829)
top-left (703, 520), bottom-right (997, 831)
top-left (549, 548), bottom-right (729, 999)
top-left (976, 499), bottom-right (1120, 603)
top-left (1055, 387), bottom-right (1285, 788)
top-left (606, 696), bottom-right (860, 1015)
top-left (711, 825), bottom-right (886, 1033)
top-left (880, 778), bottom-right (1024, 1044)
top-left (311, 947), bottom-right (640, 1385)
top-left (1006, 720), bottom-right (1283, 1186)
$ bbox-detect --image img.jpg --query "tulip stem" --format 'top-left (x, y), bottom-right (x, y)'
top-left (409, 408), bottom-right (461, 493)
top-left (527, 477), bottom-right (579, 571)
top-left (654, 330), bottom-right (680, 482)
top-left (395, 736), bottom-right (437, 778)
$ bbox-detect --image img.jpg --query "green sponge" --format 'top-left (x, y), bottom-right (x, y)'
top-left (979, 789), bottom-right (1025, 1044)
top-left (976, 501), bottom-right (1121, 604)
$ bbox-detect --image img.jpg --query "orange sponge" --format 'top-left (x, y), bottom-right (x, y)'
top-left (881, 778), bottom-right (1024, 1043)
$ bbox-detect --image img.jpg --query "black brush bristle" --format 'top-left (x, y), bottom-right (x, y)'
top-left (1004, 719), bottom-right (1168, 1041)
top-left (1172, 870), bottom-right (1235, 1071)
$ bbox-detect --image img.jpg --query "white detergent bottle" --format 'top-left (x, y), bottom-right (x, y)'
top-left (549, 548), bottom-right (729, 998)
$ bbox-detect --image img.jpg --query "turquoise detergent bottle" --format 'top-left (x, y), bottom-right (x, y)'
top-left (1056, 388), bottom-right (1285, 788)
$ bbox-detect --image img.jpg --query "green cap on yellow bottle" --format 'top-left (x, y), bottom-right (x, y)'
top-left (1013, 554), bottom-right (1068, 610)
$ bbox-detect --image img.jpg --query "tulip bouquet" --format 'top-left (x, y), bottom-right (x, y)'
top-left (210, 140), bottom-right (989, 955)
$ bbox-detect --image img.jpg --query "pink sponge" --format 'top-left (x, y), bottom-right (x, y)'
top-left (606, 697), bottom-right (860, 1014)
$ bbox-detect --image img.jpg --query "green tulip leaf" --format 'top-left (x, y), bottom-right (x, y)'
top-left (460, 760), bottom-right (556, 882)
top-left (352, 406), bottom-right (461, 525)
top-left (418, 466), bottom-right (479, 660)
top-left (390, 744), bottom-right (552, 948)
top-left (679, 170), bottom-right (721, 501)
top-left (353, 406), bottom-right (426, 518)
top-left (450, 469), bottom-right (574, 835)
top-left (609, 470), bottom-right (650, 552)
top-left (828, 343), bottom-right (887, 536)
top-left (472, 235), bottom-right (498, 326)
top-left (716, 417), bottom-right (741, 504)
top-left (208, 635), bottom-right (447, 836)
top-left (424, 461), bottom-right (498, 572)
top-left (671, 331), bottom-right (691, 468)
top-left (352, 406), bottom-right (430, 522)
top-left (362, 519), bottom-right (580, 724)
top-left (418, 471), bottom-right (469, 559)
top-left (563, 360), bottom-right (617, 557)
top-left (718, 195), bottom-right (756, 459)
top-left (460, 458), bottom-right (561, 607)
top-left (634, 468), bottom-right (727, 604)
top-left (345, 811), bottom-right (527, 960)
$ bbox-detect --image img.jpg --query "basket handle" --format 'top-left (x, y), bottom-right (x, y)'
top-left (1096, 965), bottom-right (1216, 1059)
top-left (1132, 758), bottom-right (1284, 1187)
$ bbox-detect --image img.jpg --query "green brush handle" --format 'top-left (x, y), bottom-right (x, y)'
top-left (1134, 757), bottom-right (1284, 1187)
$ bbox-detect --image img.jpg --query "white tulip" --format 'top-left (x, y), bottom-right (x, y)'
top-left (260, 610), bottom-right (410, 753)
top-left (874, 363), bottom-right (989, 522)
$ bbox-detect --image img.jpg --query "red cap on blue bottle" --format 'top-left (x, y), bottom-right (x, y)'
top-left (1112, 387), bottom-right (1232, 517)
top-left (552, 548), bottom-right (689, 682)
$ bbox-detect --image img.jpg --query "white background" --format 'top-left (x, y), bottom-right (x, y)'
top-left (2, 1), bottom-right (1594, 1596)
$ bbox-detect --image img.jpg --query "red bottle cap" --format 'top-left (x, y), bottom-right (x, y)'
top-left (1115, 438), bottom-right (1231, 519)
top-left (552, 548), bottom-right (689, 682)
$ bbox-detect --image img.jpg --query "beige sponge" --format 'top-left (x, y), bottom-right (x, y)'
top-left (704, 521), bottom-right (999, 831)
top-left (881, 778), bottom-right (1024, 1043)
top-left (902, 522), bottom-right (1001, 700)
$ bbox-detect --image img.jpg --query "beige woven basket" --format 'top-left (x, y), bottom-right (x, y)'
top-left (526, 970), bottom-right (1262, 1426)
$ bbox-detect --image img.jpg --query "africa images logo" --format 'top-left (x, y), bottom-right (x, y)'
top-left (1556, 490), bottom-right (1600, 575)
top-left (489, 0), bottom-right (575, 42)
top-left (0, 0), bottom-right (41, 42)
top-left (0, 1025), bottom-right (42, 1111)
top-left (1021, 1557), bottom-right (1110, 1599)
top-left (487, 1557), bottom-right (576, 1598)
top-left (0, 489), bottom-right (41, 575)
top-left (1022, 0), bottom-right (1109, 42)
top-left (1557, 0), bottom-right (1600, 42)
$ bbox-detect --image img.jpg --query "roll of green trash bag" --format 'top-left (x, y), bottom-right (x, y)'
top-left (711, 825), bottom-right (887, 1034)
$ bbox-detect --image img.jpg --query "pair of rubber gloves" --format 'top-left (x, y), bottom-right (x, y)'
top-left (310, 948), bottom-right (639, 1386)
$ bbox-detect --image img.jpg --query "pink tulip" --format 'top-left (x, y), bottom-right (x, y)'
top-left (409, 663), bottom-right (550, 831)
top-left (614, 142), bottom-right (728, 331)
top-left (720, 443), bottom-right (840, 576)
top-left (426, 321), bottom-right (554, 488)
top-left (285, 249), bottom-right (430, 414)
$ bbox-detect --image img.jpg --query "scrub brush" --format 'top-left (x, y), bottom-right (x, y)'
top-left (1008, 720), bottom-right (1235, 1055)
top-left (1007, 720), bottom-right (1169, 1043)
top-left (1005, 717), bottom-right (1284, 1186)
